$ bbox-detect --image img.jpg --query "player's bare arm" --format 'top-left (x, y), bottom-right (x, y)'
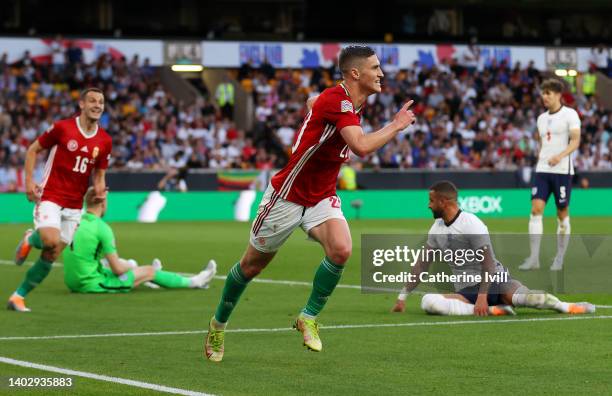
top-left (392, 245), bottom-right (433, 313)
top-left (474, 246), bottom-right (496, 316)
top-left (105, 252), bottom-right (130, 276)
top-left (533, 129), bottom-right (542, 158)
top-left (340, 100), bottom-right (415, 157)
top-left (24, 140), bottom-right (45, 202)
top-left (548, 128), bottom-right (580, 166)
top-left (92, 168), bottom-right (107, 201)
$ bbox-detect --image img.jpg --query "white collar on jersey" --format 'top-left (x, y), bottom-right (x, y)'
top-left (76, 116), bottom-right (99, 139)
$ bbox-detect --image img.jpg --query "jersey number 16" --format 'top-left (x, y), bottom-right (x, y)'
top-left (72, 156), bottom-right (89, 173)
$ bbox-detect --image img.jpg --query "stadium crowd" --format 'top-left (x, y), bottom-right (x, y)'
top-left (1, 43), bottom-right (611, 192)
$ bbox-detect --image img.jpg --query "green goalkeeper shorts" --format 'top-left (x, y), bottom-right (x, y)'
top-left (73, 268), bottom-right (135, 293)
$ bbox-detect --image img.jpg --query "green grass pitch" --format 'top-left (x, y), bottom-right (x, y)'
top-left (0, 217), bottom-right (611, 395)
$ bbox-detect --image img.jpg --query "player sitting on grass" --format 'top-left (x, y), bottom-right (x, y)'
top-left (391, 181), bottom-right (595, 316)
top-left (61, 187), bottom-right (217, 293)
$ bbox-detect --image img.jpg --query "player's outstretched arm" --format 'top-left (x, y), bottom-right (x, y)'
top-left (474, 245), bottom-right (496, 316)
top-left (392, 245), bottom-right (433, 313)
top-left (340, 100), bottom-right (415, 157)
top-left (24, 140), bottom-right (45, 202)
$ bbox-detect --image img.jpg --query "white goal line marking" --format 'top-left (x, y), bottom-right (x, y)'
top-left (1, 315), bottom-right (611, 342)
top-left (2, 259), bottom-right (611, 308)
top-left (0, 356), bottom-right (214, 396)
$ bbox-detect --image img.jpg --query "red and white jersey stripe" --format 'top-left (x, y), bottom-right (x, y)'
top-left (271, 84), bottom-right (361, 207)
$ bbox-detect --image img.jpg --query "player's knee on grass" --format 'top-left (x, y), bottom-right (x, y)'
top-left (421, 294), bottom-right (445, 314)
top-left (421, 294), bottom-right (475, 315)
top-left (133, 266), bottom-right (155, 285)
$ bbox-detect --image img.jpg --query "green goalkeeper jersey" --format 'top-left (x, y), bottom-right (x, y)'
top-left (63, 212), bottom-right (117, 291)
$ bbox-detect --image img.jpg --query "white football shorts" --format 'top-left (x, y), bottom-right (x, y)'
top-left (33, 200), bottom-right (82, 244)
top-left (249, 184), bottom-right (346, 253)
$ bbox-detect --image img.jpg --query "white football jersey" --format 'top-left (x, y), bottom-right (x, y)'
top-left (427, 211), bottom-right (504, 290)
top-left (536, 106), bottom-right (581, 175)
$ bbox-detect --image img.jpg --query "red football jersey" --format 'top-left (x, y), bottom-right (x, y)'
top-left (271, 84), bottom-right (362, 207)
top-left (38, 117), bottom-right (112, 209)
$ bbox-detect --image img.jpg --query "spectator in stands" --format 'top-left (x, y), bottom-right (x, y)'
top-left (215, 74), bottom-right (235, 120)
top-left (259, 56), bottom-right (276, 81)
top-left (50, 35), bottom-right (66, 74)
top-left (382, 56), bottom-right (399, 80)
top-left (589, 44), bottom-right (610, 76)
top-left (66, 41), bottom-right (83, 65)
top-left (0, 42), bottom-right (611, 181)
top-left (238, 58), bottom-right (254, 81)
top-left (459, 37), bottom-right (481, 73)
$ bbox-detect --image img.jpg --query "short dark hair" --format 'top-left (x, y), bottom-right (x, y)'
top-left (430, 180), bottom-right (458, 201)
top-left (338, 45), bottom-right (376, 76)
top-left (540, 78), bottom-right (564, 93)
top-left (80, 87), bottom-right (104, 99)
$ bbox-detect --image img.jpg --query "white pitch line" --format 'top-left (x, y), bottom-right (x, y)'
top-left (0, 259), bottom-right (365, 290)
top-left (3, 259), bottom-right (611, 301)
top-left (1, 315), bottom-right (611, 342)
top-left (0, 356), bottom-right (214, 396)
top-left (0, 259), bottom-right (63, 268)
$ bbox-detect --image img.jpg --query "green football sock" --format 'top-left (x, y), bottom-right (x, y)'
top-left (153, 270), bottom-right (191, 288)
top-left (16, 257), bottom-right (53, 297)
top-left (214, 262), bottom-right (250, 323)
top-left (302, 257), bottom-right (344, 317)
top-left (28, 230), bottom-right (43, 249)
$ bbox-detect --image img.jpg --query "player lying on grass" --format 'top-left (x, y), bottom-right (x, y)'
top-left (61, 187), bottom-right (217, 293)
top-left (391, 181), bottom-right (595, 316)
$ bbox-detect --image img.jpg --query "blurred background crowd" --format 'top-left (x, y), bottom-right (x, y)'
top-left (1, 40), bottom-right (611, 192)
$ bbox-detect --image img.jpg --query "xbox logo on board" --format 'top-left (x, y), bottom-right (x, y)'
top-left (458, 195), bottom-right (503, 214)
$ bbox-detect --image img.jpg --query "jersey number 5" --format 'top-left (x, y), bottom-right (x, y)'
top-left (72, 155), bottom-right (89, 173)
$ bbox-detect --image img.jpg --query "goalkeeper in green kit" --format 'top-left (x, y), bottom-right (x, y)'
top-left (62, 187), bottom-right (217, 293)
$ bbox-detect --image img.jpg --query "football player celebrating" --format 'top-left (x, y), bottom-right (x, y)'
top-left (8, 88), bottom-right (112, 312)
top-left (204, 45), bottom-right (416, 361)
